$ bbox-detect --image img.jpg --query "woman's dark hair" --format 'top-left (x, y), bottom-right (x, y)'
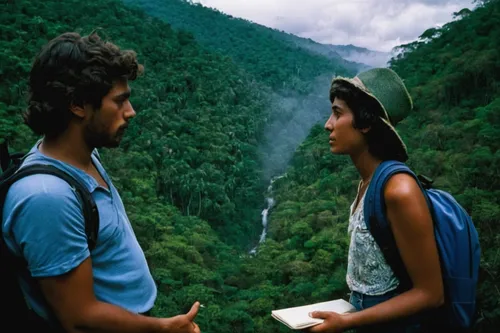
top-left (329, 80), bottom-right (405, 162)
top-left (24, 31), bottom-right (144, 138)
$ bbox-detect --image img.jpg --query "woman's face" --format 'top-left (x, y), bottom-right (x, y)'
top-left (325, 97), bottom-right (368, 156)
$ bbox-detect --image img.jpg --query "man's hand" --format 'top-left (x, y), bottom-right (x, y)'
top-left (303, 311), bottom-right (348, 333)
top-left (160, 302), bottom-right (201, 333)
top-left (39, 256), bottom-right (203, 333)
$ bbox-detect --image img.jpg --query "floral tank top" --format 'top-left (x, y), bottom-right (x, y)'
top-left (346, 186), bottom-right (400, 295)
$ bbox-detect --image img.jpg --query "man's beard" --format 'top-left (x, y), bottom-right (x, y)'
top-left (84, 121), bottom-right (123, 149)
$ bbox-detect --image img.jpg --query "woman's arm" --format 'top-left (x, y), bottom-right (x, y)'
top-left (307, 173), bottom-right (444, 333)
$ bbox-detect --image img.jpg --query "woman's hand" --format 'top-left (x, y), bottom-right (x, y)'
top-left (303, 311), bottom-right (349, 333)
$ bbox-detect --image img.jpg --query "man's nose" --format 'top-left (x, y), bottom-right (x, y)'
top-left (125, 102), bottom-right (136, 119)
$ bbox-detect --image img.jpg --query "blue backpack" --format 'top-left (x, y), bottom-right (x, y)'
top-left (364, 160), bottom-right (480, 330)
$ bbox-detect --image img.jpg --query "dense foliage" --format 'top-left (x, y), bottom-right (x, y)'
top-left (122, 0), bottom-right (363, 180)
top-left (1, 0), bottom-right (498, 332)
top-left (123, 0), bottom-right (359, 93)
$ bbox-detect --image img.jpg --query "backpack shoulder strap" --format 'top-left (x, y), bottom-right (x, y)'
top-left (363, 160), bottom-right (419, 291)
top-left (2, 164), bottom-right (99, 251)
top-left (0, 141), bottom-right (10, 172)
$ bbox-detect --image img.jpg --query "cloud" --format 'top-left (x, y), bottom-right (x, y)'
top-left (195, 0), bottom-right (475, 52)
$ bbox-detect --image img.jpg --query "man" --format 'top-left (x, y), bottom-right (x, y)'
top-left (1, 31), bottom-right (201, 333)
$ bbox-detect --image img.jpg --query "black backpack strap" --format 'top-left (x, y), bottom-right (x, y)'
top-left (0, 141), bottom-right (11, 172)
top-left (4, 164), bottom-right (99, 251)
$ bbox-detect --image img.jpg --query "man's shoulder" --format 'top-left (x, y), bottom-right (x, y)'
top-left (18, 147), bottom-right (100, 191)
top-left (6, 172), bottom-right (78, 202)
top-left (2, 172), bottom-right (83, 234)
top-left (4, 146), bottom-right (108, 204)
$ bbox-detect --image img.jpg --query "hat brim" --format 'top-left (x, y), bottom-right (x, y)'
top-left (378, 117), bottom-right (408, 162)
top-left (331, 77), bottom-right (408, 162)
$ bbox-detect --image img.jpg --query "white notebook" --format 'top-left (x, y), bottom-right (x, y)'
top-left (271, 299), bottom-right (356, 330)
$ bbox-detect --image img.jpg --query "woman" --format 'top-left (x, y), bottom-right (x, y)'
top-left (306, 68), bottom-right (444, 333)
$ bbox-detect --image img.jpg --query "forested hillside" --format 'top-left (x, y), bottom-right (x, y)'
top-left (122, 0), bottom-right (364, 179)
top-left (284, 39), bottom-right (390, 68)
top-left (123, 0), bottom-right (360, 92)
top-left (1, 0), bottom-right (499, 332)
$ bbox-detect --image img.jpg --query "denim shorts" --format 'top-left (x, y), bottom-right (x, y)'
top-left (349, 289), bottom-right (425, 333)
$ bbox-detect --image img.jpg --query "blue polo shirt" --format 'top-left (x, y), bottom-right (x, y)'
top-left (1, 142), bottom-right (157, 322)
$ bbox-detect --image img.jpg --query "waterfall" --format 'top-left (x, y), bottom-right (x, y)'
top-left (249, 175), bottom-right (284, 255)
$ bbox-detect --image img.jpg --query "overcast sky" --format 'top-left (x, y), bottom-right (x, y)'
top-left (194, 0), bottom-right (475, 52)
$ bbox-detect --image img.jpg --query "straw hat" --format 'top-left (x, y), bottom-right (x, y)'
top-left (330, 68), bottom-right (412, 162)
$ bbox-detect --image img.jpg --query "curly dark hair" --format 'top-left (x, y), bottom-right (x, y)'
top-left (24, 31), bottom-right (144, 138)
top-left (329, 80), bottom-right (408, 162)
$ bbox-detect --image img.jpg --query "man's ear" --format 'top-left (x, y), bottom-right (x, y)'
top-left (70, 104), bottom-right (86, 119)
top-left (360, 126), bottom-right (371, 134)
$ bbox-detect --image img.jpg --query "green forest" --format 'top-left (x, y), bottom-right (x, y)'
top-left (1, 0), bottom-right (499, 332)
